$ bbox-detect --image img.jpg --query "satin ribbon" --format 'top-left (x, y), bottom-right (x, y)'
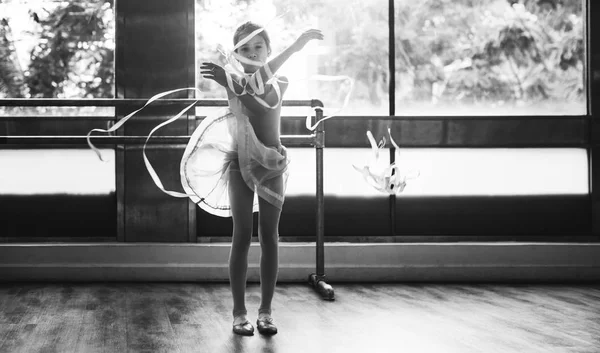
top-left (352, 128), bottom-right (420, 195)
top-left (87, 88), bottom-right (201, 198)
top-left (87, 15), bottom-right (356, 199)
top-left (216, 16), bottom-right (354, 131)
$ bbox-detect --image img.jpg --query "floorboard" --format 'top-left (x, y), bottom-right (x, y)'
top-left (0, 283), bottom-right (597, 353)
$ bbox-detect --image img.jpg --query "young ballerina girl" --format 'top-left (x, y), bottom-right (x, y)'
top-left (183, 22), bottom-right (323, 336)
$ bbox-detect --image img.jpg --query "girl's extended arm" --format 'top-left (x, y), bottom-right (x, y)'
top-left (259, 29), bottom-right (323, 81)
top-left (234, 29), bottom-right (321, 112)
top-left (199, 29), bottom-right (322, 114)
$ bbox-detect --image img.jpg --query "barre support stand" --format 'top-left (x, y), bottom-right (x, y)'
top-left (308, 107), bottom-right (334, 301)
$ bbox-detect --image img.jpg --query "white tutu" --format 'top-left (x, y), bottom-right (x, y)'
top-left (180, 97), bottom-right (290, 217)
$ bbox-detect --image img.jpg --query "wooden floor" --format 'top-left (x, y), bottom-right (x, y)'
top-left (0, 283), bottom-right (598, 353)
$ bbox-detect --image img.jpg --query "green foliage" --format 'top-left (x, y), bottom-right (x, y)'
top-left (0, 0), bottom-right (114, 99)
top-left (0, 0), bottom-right (586, 115)
top-left (25, 0), bottom-right (114, 98)
top-left (0, 18), bottom-right (26, 97)
top-left (272, 0), bottom-right (390, 112)
top-left (395, 0), bottom-right (584, 111)
top-left (270, 0), bottom-right (584, 113)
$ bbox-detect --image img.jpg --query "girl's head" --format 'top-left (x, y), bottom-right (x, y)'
top-left (233, 21), bottom-right (271, 73)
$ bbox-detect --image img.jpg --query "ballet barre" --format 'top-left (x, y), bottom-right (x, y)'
top-left (0, 98), bottom-right (335, 300)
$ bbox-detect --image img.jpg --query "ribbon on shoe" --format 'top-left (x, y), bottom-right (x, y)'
top-left (87, 88), bottom-right (202, 198)
top-left (352, 128), bottom-right (420, 195)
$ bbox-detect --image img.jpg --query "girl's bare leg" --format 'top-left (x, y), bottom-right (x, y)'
top-left (257, 174), bottom-right (284, 317)
top-left (228, 167), bottom-right (255, 322)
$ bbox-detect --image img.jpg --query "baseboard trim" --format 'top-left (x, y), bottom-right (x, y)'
top-left (0, 242), bottom-right (598, 282)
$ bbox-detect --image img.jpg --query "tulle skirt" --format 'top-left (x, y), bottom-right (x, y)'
top-left (180, 107), bottom-right (289, 217)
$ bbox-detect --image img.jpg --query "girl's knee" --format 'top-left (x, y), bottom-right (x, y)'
top-left (259, 231), bottom-right (279, 249)
top-left (232, 226), bottom-right (253, 247)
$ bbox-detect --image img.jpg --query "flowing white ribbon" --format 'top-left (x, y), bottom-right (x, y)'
top-left (352, 128), bottom-right (420, 195)
top-left (219, 65), bottom-right (353, 131)
top-left (87, 14), bottom-right (356, 198)
top-left (301, 74), bottom-right (354, 131)
top-left (215, 15), bottom-right (355, 131)
top-left (87, 88), bottom-right (201, 198)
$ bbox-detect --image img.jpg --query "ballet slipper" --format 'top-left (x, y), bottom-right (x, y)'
top-left (233, 316), bottom-right (254, 336)
top-left (256, 316), bottom-right (278, 335)
top-left (233, 320), bottom-right (254, 336)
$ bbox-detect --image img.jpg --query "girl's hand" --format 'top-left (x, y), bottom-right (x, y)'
top-left (291, 29), bottom-right (324, 53)
top-left (201, 62), bottom-right (227, 87)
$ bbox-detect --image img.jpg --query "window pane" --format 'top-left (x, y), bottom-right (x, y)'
top-left (0, 0), bottom-right (115, 100)
top-left (394, 0), bottom-right (585, 115)
top-left (286, 148), bottom-right (587, 196)
top-left (195, 0), bottom-right (388, 116)
top-left (0, 149), bottom-right (115, 195)
top-left (0, 1), bottom-right (116, 195)
top-left (0, 149), bottom-right (116, 239)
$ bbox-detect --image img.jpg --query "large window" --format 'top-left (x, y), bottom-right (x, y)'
top-left (394, 0), bottom-right (585, 116)
top-left (195, 0), bottom-right (388, 116)
top-left (0, 0), bottom-right (115, 196)
top-left (195, 0), bottom-right (585, 116)
top-left (195, 0), bottom-right (587, 198)
top-left (1, 0), bottom-right (116, 240)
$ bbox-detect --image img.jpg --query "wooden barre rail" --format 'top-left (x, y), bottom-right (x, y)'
top-left (0, 98), bottom-right (324, 108)
top-left (0, 135), bottom-right (317, 147)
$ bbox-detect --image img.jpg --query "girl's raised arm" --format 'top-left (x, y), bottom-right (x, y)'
top-left (259, 29), bottom-right (324, 80)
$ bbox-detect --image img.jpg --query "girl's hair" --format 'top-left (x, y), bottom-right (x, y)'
top-left (233, 21), bottom-right (271, 52)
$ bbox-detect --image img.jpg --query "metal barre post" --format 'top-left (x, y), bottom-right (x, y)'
top-left (308, 107), bottom-right (334, 301)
